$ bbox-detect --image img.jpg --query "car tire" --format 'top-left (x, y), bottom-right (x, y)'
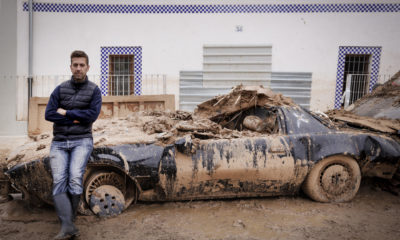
top-left (302, 155), bottom-right (361, 203)
top-left (83, 169), bottom-right (137, 217)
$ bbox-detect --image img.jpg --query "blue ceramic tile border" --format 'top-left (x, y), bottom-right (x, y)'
top-left (334, 46), bottom-right (382, 109)
top-left (100, 47), bottom-right (142, 96)
top-left (23, 2), bottom-right (400, 14)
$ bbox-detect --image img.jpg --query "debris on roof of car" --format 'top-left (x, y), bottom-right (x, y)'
top-left (4, 113), bottom-right (262, 168)
top-left (4, 82), bottom-right (400, 168)
top-left (4, 85), bottom-right (298, 168)
top-left (194, 85), bottom-right (296, 120)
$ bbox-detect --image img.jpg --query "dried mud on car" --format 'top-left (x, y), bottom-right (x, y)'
top-left (2, 84), bottom-right (400, 218)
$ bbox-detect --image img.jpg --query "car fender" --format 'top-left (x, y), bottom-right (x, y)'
top-left (89, 147), bottom-right (128, 173)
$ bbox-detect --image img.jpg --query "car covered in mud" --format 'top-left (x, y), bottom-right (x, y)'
top-left (5, 85), bottom-right (400, 217)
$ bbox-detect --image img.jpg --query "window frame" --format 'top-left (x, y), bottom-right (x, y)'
top-left (108, 54), bottom-right (135, 96)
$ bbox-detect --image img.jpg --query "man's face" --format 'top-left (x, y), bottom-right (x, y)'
top-left (70, 57), bottom-right (90, 82)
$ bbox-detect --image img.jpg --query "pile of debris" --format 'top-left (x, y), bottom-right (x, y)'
top-left (194, 85), bottom-right (295, 133)
top-left (327, 109), bottom-right (400, 134)
top-left (5, 85), bottom-right (290, 168)
top-left (4, 81), bottom-right (400, 169)
top-left (4, 111), bottom-right (219, 168)
top-left (327, 72), bottom-right (400, 135)
top-left (348, 71), bottom-right (400, 119)
top-left (195, 85), bottom-right (295, 119)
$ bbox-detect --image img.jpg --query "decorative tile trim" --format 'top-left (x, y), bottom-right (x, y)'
top-left (100, 47), bottom-right (142, 96)
top-left (334, 46), bottom-right (382, 109)
top-left (23, 2), bottom-right (400, 14)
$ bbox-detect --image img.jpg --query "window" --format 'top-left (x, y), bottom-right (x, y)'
top-left (334, 47), bottom-right (382, 109)
top-left (109, 55), bottom-right (134, 95)
top-left (342, 54), bottom-right (371, 105)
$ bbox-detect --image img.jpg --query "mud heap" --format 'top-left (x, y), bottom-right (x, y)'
top-left (327, 71), bottom-right (400, 134)
top-left (349, 71), bottom-right (400, 119)
top-left (355, 71), bottom-right (400, 102)
top-left (195, 85), bottom-right (295, 120)
top-left (6, 85), bottom-right (287, 168)
top-left (327, 109), bottom-right (400, 134)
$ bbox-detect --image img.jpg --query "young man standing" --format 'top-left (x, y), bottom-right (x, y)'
top-left (45, 50), bottom-right (102, 239)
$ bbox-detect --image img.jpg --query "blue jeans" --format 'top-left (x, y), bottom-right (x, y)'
top-left (50, 138), bottom-right (93, 196)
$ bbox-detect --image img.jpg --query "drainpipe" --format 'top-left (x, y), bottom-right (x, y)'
top-left (28, 0), bottom-right (33, 124)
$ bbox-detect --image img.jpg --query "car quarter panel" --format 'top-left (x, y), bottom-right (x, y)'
top-left (158, 136), bottom-right (309, 201)
top-left (286, 132), bottom-right (400, 179)
top-left (281, 107), bottom-right (400, 178)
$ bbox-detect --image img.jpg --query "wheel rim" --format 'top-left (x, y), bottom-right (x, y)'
top-left (85, 172), bottom-right (125, 206)
top-left (89, 185), bottom-right (125, 217)
top-left (320, 164), bottom-right (351, 196)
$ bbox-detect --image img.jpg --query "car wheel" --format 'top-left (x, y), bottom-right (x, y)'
top-left (83, 170), bottom-right (136, 217)
top-left (302, 155), bottom-right (361, 203)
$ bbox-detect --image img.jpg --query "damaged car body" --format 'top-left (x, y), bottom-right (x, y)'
top-left (6, 85), bottom-right (400, 217)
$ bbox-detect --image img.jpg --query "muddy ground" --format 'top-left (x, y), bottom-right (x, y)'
top-left (1, 180), bottom-right (400, 240)
top-left (1, 83), bottom-right (400, 240)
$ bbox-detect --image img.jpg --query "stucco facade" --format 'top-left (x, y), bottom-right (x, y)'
top-left (1, 0), bottom-right (400, 135)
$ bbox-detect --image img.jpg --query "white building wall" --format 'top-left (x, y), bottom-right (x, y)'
top-left (14, 0), bottom-right (400, 111)
top-left (0, 0), bottom-right (27, 135)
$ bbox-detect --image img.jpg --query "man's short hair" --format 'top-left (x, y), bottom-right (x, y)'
top-left (70, 50), bottom-right (89, 65)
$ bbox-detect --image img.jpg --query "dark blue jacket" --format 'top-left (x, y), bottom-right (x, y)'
top-left (45, 77), bottom-right (102, 141)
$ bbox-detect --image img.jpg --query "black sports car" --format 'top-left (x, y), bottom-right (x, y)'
top-left (5, 86), bottom-right (400, 217)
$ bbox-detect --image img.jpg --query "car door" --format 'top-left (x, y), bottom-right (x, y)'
top-left (167, 135), bottom-right (298, 200)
